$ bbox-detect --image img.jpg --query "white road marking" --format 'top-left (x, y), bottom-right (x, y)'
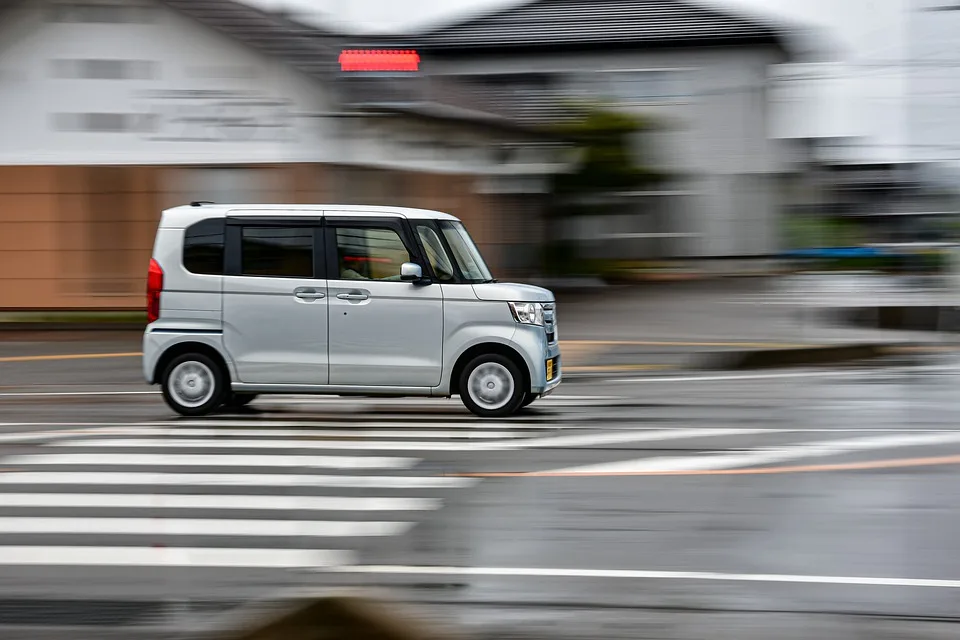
top-left (0, 428), bottom-right (118, 444)
top-left (329, 565), bottom-right (960, 589)
top-left (4, 453), bottom-right (418, 469)
top-left (0, 421), bottom-right (569, 432)
top-left (50, 428), bottom-right (779, 452)
top-left (0, 493), bottom-right (441, 512)
top-left (551, 431), bottom-right (960, 474)
top-left (483, 428), bottom-right (779, 450)
top-left (0, 517), bottom-right (411, 537)
top-left (50, 428), bottom-right (533, 442)
top-left (0, 546), bottom-right (351, 568)
top-left (4, 422), bottom-right (960, 437)
top-left (0, 472), bottom-right (479, 489)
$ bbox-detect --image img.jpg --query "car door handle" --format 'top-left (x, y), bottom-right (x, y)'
top-left (337, 293), bottom-right (368, 301)
top-left (294, 290), bottom-right (325, 300)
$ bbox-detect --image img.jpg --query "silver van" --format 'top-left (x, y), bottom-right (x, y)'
top-left (143, 203), bottom-right (561, 418)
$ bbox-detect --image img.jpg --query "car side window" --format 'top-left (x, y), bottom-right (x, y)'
top-left (416, 225), bottom-right (455, 282)
top-left (334, 227), bottom-right (411, 281)
top-left (240, 226), bottom-right (313, 278)
top-left (183, 218), bottom-right (225, 275)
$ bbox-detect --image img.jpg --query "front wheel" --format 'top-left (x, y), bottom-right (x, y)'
top-left (160, 353), bottom-right (227, 417)
top-left (460, 354), bottom-right (525, 418)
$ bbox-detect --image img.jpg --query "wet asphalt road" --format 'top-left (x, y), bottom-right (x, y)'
top-left (2, 335), bottom-right (960, 638)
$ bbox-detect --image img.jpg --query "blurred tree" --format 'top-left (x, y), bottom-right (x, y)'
top-left (542, 104), bottom-right (666, 276)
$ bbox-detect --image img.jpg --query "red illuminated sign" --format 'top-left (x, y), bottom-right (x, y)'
top-left (339, 49), bottom-right (420, 73)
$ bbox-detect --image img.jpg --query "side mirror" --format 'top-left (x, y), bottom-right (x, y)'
top-left (400, 262), bottom-right (424, 282)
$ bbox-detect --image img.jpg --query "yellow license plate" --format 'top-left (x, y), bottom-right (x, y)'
top-left (546, 358), bottom-right (555, 381)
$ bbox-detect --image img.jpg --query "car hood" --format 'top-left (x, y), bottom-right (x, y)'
top-left (472, 282), bottom-right (554, 303)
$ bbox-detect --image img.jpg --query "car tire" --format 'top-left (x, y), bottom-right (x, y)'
top-left (160, 353), bottom-right (227, 417)
top-left (460, 353), bottom-right (525, 418)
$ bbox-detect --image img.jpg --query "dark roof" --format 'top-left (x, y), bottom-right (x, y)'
top-left (160, 0), bottom-right (340, 78)
top-left (416, 0), bottom-right (790, 54)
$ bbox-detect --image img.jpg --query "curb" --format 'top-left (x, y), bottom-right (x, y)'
top-left (199, 591), bottom-right (462, 640)
top-left (699, 343), bottom-right (917, 371)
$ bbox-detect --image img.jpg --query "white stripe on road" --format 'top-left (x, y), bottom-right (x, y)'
top-left (51, 428), bottom-right (532, 442)
top-left (551, 431), bottom-right (960, 474)
top-left (0, 493), bottom-right (441, 512)
top-left (4, 453), bottom-right (417, 469)
top-left (0, 422), bottom-right (569, 432)
top-left (50, 428), bottom-right (778, 452)
top-left (0, 546), bottom-right (351, 568)
top-left (0, 472), bottom-right (479, 489)
top-left (0, 517), bottom-right (411, 537)
top-left (329, 565), bottom-right (960, 589)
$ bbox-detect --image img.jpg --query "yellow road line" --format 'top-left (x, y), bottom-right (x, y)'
top-left (456, 454), bottom-right (960, 479)
top-left (0, 352), bottom-right (141, 363)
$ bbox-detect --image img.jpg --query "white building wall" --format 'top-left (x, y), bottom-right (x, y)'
top-left (0, 0), bottom-right (541, 176)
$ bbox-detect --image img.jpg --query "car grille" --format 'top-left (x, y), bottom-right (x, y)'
top-left (543, 303), bottom-right (557, 344)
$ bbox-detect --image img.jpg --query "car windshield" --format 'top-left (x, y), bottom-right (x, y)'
top-left (438, 220), bottom-right (494, 283)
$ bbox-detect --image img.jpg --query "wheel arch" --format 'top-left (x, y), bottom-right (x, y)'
top-left (450, 342), bottom-right (531, 397)
top-left (154, 341), bottom-right (231, 387)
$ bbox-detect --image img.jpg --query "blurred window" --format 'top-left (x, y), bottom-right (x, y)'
top-left (51, 59), bottom-right (158, 80)
top-left (334, 227), bottom-right (411, 281)
top-left (581, 70), bottom-right (687, 104)
top-left (416, 225), bottom-right (455, 281)
top-left (183, 219), bottom-right (225, 275)
top-left (51, 112), bottom-right (157, 132)
top-left (47, 3), bottom-right (154, 23)
top-left (241, 227), bottom-right (313, 278)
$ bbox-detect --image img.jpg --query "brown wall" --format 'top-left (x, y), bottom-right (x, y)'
top-left (0, 163), bottom-right (525, 310)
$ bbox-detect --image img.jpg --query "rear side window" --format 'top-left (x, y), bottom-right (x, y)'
top-left (241, 227), bottom-right (314, 278)
top-left (334, 226), bottom-right (411, 281)
top-left (183, 219), bottom-right (225, 275)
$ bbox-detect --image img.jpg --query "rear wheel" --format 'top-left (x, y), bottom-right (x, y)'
top-left (160, 353), bottom-right (226, 417)
top-left (460, 354), bottom-right (525, 418)
top-left (520, 392), bottom-right (538, 409)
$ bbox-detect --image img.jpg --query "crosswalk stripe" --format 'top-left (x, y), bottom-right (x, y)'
top-left (0, 517), bottom-right (412, 537)
top-left (56, 428), bottom-right (780, 452)
top-left (0, 421), bottom-right (572, 431)
top-left (0, 493), bottom-right (442, 511)
top-left (52, 427), bottom-right (532, 441)
top-left (4, 453), bottom-right (418, 469)
top-left (51, 438), bottom-right (519, 452)
top-left (0, 472), bottom-right (480, 489)
top-left (0, 547), bottom-right (351, 568)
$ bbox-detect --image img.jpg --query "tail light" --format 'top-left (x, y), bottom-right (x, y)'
top-left (147, 259), bottom-right (163, 324)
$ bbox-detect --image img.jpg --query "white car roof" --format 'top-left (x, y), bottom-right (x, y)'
top-left (158, 204), bottom-right (460, 229)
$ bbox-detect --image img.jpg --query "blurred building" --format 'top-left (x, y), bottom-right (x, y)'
top-left (0, 0), bottom-right (566, 309)
top-left (403, 0), bottom-right (802, 266)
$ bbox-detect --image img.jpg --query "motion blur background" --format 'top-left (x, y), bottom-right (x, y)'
top-left (2, 0), bottom-right (959, 312)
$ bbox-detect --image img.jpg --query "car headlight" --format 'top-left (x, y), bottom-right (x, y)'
top-left (509, 302), bottom-right (544, 326)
